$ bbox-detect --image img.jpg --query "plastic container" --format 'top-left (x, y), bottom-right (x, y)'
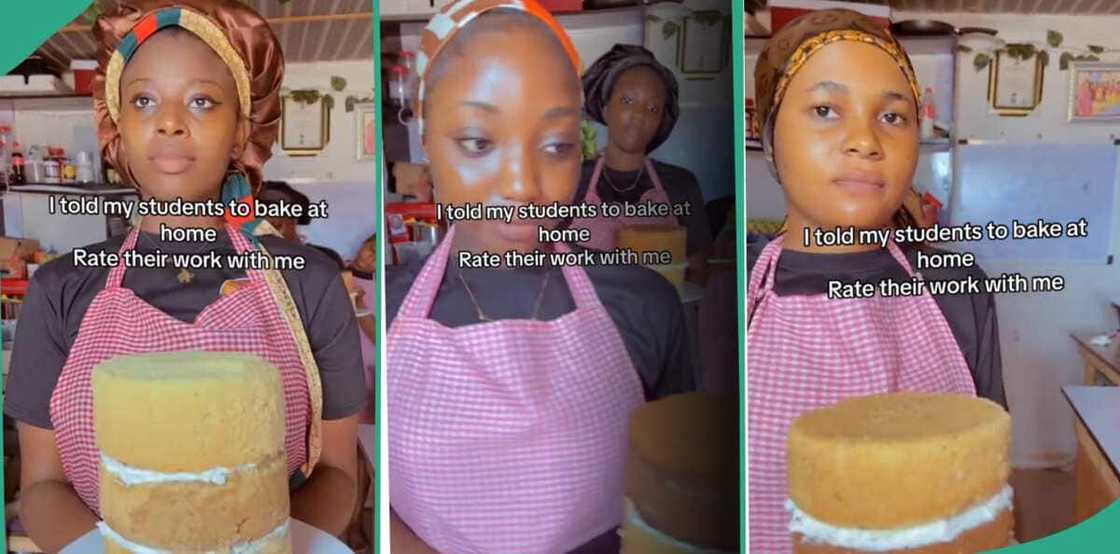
top-left (71, 60), bottom-right (97, 95)
top-left (43, 159), bottom-right (61, 184)
top-left (76, 151), bottom-right (94, 183)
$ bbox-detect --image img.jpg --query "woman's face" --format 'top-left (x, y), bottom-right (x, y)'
top-left (118, 30), bottom-right (248, 202)
top-left (354, 240), bottom-right (376, 273)
top-left (424, 23), bottom-right (582, 254)
top-left (603, 65), bottom-right (665, 154)
top-left (774, 40), bottom-right (918, 231)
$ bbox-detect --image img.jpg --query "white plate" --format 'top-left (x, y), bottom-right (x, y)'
top-left (60, 519), bottom-right (352, 554)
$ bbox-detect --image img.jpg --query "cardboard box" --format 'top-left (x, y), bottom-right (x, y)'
top-left (0, 237), bottom-right (40, 271)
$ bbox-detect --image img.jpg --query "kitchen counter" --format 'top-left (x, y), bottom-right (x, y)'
top-left (1071, 332), bottom-right (1120, 386)
top-left (1062, 385), bottom-right (1120, 524)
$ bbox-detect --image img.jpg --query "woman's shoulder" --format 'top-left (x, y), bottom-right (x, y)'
top-left (651, 159), bottom-right (698, 183)
top-left (258, 237), bottom-right (343, 280)
top-left (580, 257), bottom-right (681, 316)
top-left (31, 235), bottom-right (126, 293)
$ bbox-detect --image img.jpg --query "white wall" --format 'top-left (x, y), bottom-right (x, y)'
top-left (892, 10), bottom-right (1120, 469)
top-left (747, 9), bottom-right (1120, 468)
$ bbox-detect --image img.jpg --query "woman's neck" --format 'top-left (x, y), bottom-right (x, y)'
top-left (604, 142), bottom-right (644, 172)
top-left (140, 215), bottom-right (225, 234)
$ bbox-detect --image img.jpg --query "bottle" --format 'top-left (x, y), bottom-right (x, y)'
top-left (0, 126), bottom-right (11, 187)
top-left (10, 152), bottom-right (24, 185)
top-left (76, 151), bottom-right (94, 183)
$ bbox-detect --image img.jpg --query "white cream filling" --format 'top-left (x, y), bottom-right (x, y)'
top-left (97, 520), bottom-right (289, 554)
top-left (787, 484), bottom-right (1014, 552)
top-left (622, 499), bottom-right (736, 554)
top-left (101, 454), bottom-right (256, 486)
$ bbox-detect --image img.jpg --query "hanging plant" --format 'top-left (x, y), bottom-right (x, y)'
top-left (580, 121), bottom-right (598, 161)
top-left (345, 94), bottom-right (375, 112)
top-left (968, 29), bottom-right (1115, 73)
top-left (331, 76), bottom-right (347, 92)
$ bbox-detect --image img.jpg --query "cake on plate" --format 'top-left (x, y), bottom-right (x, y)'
top-left (621, 393), bottom-right (738, 553)
top-left (617, 225), bottom-right (688, 291)
top-left (787, 393), bottom-right (1013, 553)
top-left (93, 352), bottom-right (292, 553)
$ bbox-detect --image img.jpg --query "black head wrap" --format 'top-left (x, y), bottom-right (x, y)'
top-left (582, 43), bottom-right (680, 153)
top-left (259, 181), bottom-right (313, 226)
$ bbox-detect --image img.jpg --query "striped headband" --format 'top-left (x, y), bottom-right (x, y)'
top-left (103, 7), bottom-right (252, 123)
top-left (415, 0), bottom-right (582, 134)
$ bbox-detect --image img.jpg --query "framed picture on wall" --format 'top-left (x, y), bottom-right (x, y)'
top-left (1068, 62), bottom-right (1120, 122)
top-left (987, 47), bottom-right (1044, 116)
top-left (679, 11), bottom-right (729, 75)
top-left (356, 102), bottom-right (376, 160)
top-left (280, 92), bottom-right (330, 156)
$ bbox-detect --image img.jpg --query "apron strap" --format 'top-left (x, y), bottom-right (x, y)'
top-left (584, 156), bottom-right (606, 205)
top-left (553, 242), bottom-right (604, 311)
top-left (256, 241), bottom-right (324, 478)
top-left (397, 223), bottom-right (459, 319)
top-left (106, 227), bottom-right (143, 289)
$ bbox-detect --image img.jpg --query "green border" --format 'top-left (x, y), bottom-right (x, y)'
top-left (1, 4), bottom-right (95, 552)
top-left (731, 1), bottom-right (746, 552)
top-left (371, 0), bottom-right (385, 552)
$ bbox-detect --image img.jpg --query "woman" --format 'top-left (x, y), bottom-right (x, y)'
top-left (385, 1), bottom-right (694, 552)
top-left (3, 1), bottom-right (365, 549)
top-left (349, 234), bottom-right (377, 424)
top-left (259, 180), bottom-right (346, 268)
top-left (567, 44), bottom-right (713, 281)
top-left (747, 10), bottom-right (1006, 552)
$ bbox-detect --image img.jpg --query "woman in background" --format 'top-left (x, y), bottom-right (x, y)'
top-left (568, 44), bottom-right (713, 282)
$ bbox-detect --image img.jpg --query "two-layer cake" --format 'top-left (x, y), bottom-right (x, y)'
top-left (787, 393), bottom-right (1014, 553)
top-left (93, 352), bottom-right (293, 553)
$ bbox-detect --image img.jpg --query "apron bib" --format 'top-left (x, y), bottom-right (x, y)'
top-left (570, 157), bottom-right (679, 251)
top-left (50, 224), bottom-right (323, 515)
top-left (387, 225), bottom-right (645, 553)
top-left (747, 237), bottom-right (976, 553)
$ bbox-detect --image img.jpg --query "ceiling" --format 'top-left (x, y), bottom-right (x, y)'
top-left (31, 0), bottom-right (373, 72)
top-left (751, 0), bottom-right (1120, 14)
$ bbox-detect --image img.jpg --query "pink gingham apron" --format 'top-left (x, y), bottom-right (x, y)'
top-left (747, 237), bottom-right (976, 553)
top-left (387, 225), bottom-right (645, 553)
top-left (49, 225), bottom-right (312, 516)
top-left (570, 157), bottom-right (679, 251)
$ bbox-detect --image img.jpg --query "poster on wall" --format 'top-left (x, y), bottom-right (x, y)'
top-left (988, 48), bottom-right (1044, 116)
top-left (281, 93), bottom-right (330, 156)
top-left (356, 102), bottom-right (376, 160)
top-left (1068, 62), bottom-right (1120, 122)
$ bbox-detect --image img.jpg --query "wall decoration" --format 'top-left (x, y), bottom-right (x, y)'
top-left (988, 46), bottom-right (1044, 116)
top-left (1068, 62), bottom-right (1120, 122)
top-left (281, 91), bottom-right (330, 155)
top-left (355, 102), bottom-right (376, 160)
top-left (679, 11), bottom-right (730, 75)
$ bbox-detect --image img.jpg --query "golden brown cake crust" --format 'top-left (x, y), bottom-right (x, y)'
top-left (617, 225), bottom-right (687, 264)
top-left (93, 352), bottom-right (287, 470)
top-left (626, 393), bottom-right (739, 550)
top-left (793, 508), bottom-right (1013, 554)
top-left (788, 394), bottom-right (1011, 528)
top-left (100, 453), bottom-right (289, 549)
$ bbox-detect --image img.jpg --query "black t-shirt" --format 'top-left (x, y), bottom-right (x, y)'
top-left (568, 159), bottom-right (714, 257)
top-left (386, 247), bottom-right (695, 399)
top-left (4, 229), bottom-right (368, 432)
top-left (746, 236), bottom-right (1007, 408)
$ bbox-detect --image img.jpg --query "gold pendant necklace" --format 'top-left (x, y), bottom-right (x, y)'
top-left (177, 268), bottom-right (194, 284)
top-left (459, 268), bottom-right (553, 322)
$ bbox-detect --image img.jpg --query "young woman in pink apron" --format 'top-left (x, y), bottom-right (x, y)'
top-left (3, 2), bottom-right (365, 549)
top-left (747, 10), bottom-right (1004, 553)
top-left (387, 1), bottom-right (692, 552)
top-left (567, 44), bottom-right (713, 281)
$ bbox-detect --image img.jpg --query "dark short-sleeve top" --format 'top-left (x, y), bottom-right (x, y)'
top-left (567, 159), bottom-right (714, 256)
top-left (746, 236), bottom-right (1007, 409)
top-left (4, 228), bottom-right (368, 432)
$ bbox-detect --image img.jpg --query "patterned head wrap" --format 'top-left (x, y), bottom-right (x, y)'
top-left (753, 9), bottom-right (927, 231)
top-left (415, 0), bottom-right (582, 136)
top-left (93, 0), bottom-right (284, 236)
top-left (582, 43), bottom-right (680, 154)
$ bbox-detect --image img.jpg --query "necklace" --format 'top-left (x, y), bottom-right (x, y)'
top-left (458, 267), bottom-right (553, 322)
top-left (137, 230), bottom-right (214, 285)
top-left (602, 164), bottom-right (644, 193)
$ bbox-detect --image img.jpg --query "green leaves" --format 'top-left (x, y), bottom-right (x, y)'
top-left (1060, 52), bottom-right (1101, 70)
top-left (1004, 43), bottom-right (1037, 61)
top-left (957, 45), bottom-right (974, 53)
top-left (973, 53), bottom-right (991, 71)
top-left (580, 121), bottom-right (598, 161)
top-left (1038, 50), bottom-right (1049, 68)
top-left (345, 95), bottom-right (374, 112)
top-left (662, 21), bottom-right (679, 41)
top-left (331, 76), bottom-right (347, 92)
top-left (1047, 30), bottom-right (1063, 48)
top-left (1088, 44), bottom-right (1105, 54)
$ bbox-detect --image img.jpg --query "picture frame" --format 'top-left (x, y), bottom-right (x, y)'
top-left (280, 92), bottom-right (330, 156)
top-left (355, 102), bottom-right (377, 160)
top-left (987, 47), bottom-right (1044, 116)
top-left (679, 12), bottom-right (729, 75)
top-left (1068, 62), bottom-right (1120, 122)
